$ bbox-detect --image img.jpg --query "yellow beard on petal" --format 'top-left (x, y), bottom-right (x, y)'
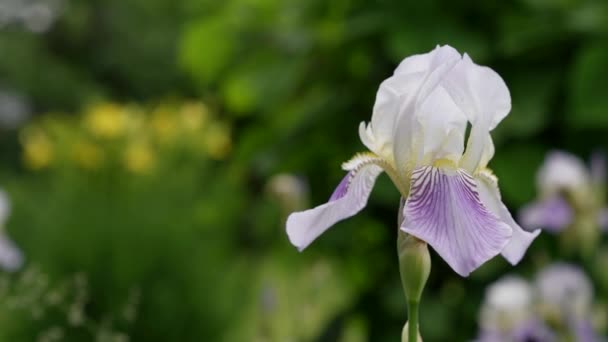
top-left (432, 158), bottom-right (458, 170)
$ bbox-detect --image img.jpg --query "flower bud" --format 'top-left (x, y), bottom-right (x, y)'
top-left (398, 231), bottom-right (431, 304)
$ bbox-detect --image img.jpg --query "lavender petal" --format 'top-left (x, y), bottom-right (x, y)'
top-left (286, 164), bottom-right (383, 251)
top-left (401, 166), bottom-right (512, 277)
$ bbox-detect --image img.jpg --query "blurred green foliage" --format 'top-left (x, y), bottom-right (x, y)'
top-left (0, 0), bottom-right (607, 341)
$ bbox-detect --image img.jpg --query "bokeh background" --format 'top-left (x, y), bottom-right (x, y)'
top-left (0, 0), bottom-right (608, 341)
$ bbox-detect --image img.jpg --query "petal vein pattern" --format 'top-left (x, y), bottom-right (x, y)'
top-left (401, 166), bottom-right (512, 276)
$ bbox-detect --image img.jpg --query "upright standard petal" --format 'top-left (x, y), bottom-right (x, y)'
top-left (476, 171), bottom-right (540, 264)
top-left (392, 47), bottom-right (462, 178)
top-left (286, 160), bottom-right (383, 251)
top-left (401, 166), bottom-right (512, 276)
top-left (366, 46), bottom-right (459, 161)
top-left (442, 54), bottom-right (511, 173)
top-left (416, 86), bottom-right (467, 164)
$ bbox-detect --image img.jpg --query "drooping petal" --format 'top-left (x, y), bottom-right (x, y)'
top-left (519, 196), bottom-right (574, 232)
top-left (476, 171), bottom-right (540, 264)
top-left (286, 161), bottom-right (383, 251)
top-left (442, 54), bottom-right (511, 172)
top-left (401, 166), bottom-right (512, 277)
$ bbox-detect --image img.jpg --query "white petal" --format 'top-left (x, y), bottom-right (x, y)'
top-left (476, 171), bottom-right (540, 265)
top-left (368, 73), bottom-right (424, 161)
top-left (401, 166), bottom-right (512, 277)
top-left (393, 48), bottom-right (463, 175)
top-left (358, 122), bottom-right (375, 154)
top-left (443, 54), bottom-right (511, 128)
top-left (442, 54), bottom-right (511, 172)
top-left (286, 162), bottom-right (383, 251)
top-left (478, 134), bottom-right (495, 170)
top-left (416, 86), bottom-right (467, 164)
top-left (393, 45), bottom-right (459, 77)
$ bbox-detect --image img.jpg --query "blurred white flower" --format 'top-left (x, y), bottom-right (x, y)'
top-left (535, 263), bottom-right (593, 320)
top-left (0, 232), bottom-right (24, 271)
top-left (477, 264), bottom-right (600, 342)
top-left (479, 276), bottom-right (534, 333)
top-left (0, 189), bottom-right (24, 272)
top-left (0, 89), bottom-right (31, 129)
top-left (0, 0), bottom-right (62, 33)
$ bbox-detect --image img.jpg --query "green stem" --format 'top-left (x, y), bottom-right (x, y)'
top-left (407, 300), bottom-right (419, 342)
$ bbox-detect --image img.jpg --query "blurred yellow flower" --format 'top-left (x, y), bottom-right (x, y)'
top-left (84, 103), bottom-right (128, 139)
top-left (72, 141), bottom-right (104, 170)
top-left (151, 106), bottom-right (178, 145)
top-left (204, 122), bottom-right (231, 159)
top-left (179, 102), bottom-right (209, 132)
top-left (21, 128), bottom-right (54, 170)
top-left (123, 105), bottom-right (146, 135)
top-left (124, 142), bottom-right (155, 174)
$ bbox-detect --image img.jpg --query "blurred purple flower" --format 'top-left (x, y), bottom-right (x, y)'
top-left (286, 45), bottom-right (539, 277)
top-left (477, 264), bottom-right (601, 342)
top-left (477, 276), bottom-right (554, 342)
top-left (519, 151), bottom-right (608, 234)
top-left (536, 263), bottom-right (599, 342)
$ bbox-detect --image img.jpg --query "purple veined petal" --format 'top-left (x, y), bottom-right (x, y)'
top-left (475, 171), bottom-right (540, 265)
top-left (518, 196), bottom-right (573, 233)
top-left (401, 166), bottom-right (512, 277)
top-left (286, 164), bottom-right (383, 251)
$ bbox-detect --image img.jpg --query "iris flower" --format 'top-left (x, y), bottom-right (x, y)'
top-left (519, 151), bottom-right (608, 233)
top-left (477, 276), bottom-right (554, 342)
top-left (286, 45), bottom-right (540, 276)
top-left (476, 264), bottom-right (599, 342)
top-left (535, 263), bottom-right (598, 342)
